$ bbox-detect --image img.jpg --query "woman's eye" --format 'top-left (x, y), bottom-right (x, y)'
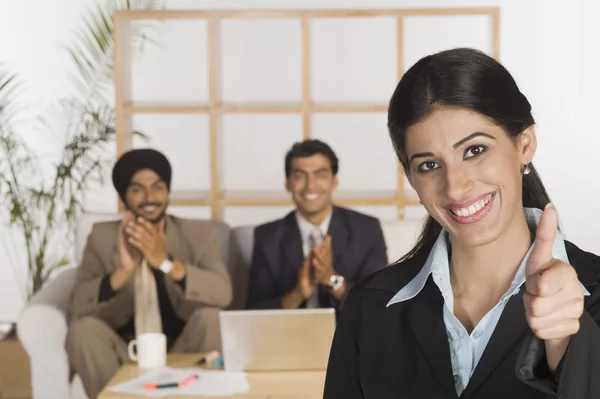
top-left (418, 160), bottom-right (439, 172)
top-left (464, 145), bottom-right (487, 159)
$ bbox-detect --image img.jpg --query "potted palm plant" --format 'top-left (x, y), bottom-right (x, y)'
top-left (0, 0), bottom-right (161, 301)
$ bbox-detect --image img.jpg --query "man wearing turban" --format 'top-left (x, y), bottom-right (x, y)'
top-left (66, 148), bottom-right (232, 399)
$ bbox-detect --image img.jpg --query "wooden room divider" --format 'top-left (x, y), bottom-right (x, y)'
top-left (113, 7), bottom-right (500, 220)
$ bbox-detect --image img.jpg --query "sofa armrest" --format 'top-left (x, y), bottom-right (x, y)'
top-left (18, 265), bottom-right (77, 345)
top-left (27, 265), bottom-right (77, 310)
top-left (17, 266), bottom-right (77, 399)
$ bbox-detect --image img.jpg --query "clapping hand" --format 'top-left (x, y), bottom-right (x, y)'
top-left (117, 212), bottom-right (142, 273)
top-left (312, 235), bottom-right (335, 285)
top-left (125, 216), bottom-right (168, 268)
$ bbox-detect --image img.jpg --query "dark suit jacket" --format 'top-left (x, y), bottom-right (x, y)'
top-left (247, 206), bottom-right (388, 311)
top-left (324, 240), bottom-right (600, 399)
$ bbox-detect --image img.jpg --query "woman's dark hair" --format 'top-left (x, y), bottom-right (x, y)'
top-left (388, 47), bottom-right (551, 262)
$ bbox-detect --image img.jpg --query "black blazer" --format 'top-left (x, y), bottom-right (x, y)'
top-left (247, 206), bottom-right (388, 311)
top-left (324, 240), bottom-right (600, 399)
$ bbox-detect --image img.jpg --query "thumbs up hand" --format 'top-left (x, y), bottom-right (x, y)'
top-left (523, 203), bottom-right (585, 371)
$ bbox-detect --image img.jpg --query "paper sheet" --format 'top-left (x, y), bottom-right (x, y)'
top-left (107, 367), bottom-right (250, 397)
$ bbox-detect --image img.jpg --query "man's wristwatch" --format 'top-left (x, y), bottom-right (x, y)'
top-left (158, 254), bottom-right (175, 274)
top-left (327, 274), bottom-right (345, 292)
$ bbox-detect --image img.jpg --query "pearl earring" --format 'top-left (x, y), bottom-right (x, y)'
top-left (523, 164), bottom-right (531, 175)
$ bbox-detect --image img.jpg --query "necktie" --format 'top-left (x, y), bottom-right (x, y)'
top-left (306, 228), bottom-right (324, 308)
top-left (134, 259), bottom-right (162, 336)
top-left (308, 228), bottom-right (323, 251)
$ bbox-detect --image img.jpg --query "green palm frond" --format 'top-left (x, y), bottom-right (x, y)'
top-left (0, 0), bottom-right (162, 297)
top-left (66, 0), bottom-right (163, 99)
top-left (0, 66), bottom-right (22, 128)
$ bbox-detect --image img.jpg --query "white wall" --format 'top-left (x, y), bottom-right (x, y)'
top-left (574, 0), bottom-right (600, 252)
top-left (0, 0), bottom-right (95, 322)
top-left (0, 0), bottom-right (598, 321)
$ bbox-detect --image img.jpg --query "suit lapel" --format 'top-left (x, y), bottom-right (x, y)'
top-left (280, 212), bottom-right (304, 280)
top-left (327, 207), bottom-right (349, 273)
top-left (405, 278), bottom-right (458, 398)
top-left (461, 291), bottom-right (529, 397)
top-left (165, 215), bottom-right (184, 261)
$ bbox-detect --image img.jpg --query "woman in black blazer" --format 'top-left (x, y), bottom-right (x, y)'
top-left (324, 48), bottom-right (600, 399)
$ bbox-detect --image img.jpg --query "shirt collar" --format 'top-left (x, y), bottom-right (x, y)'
top-left (295, 210), bottom-right (332, 242)
top-left (387, 207), bottom-right (589, 307)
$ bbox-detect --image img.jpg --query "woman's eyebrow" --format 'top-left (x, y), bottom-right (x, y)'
top-left (453, 132), bottom-right (495, 149)
top-left (409, 152), bottom-right (435, 165)
top-left (408, 132), bottom-right (495, 165)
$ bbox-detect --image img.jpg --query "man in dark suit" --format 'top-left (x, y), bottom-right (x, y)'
top-left (247, 139), bottom-right (389, 311)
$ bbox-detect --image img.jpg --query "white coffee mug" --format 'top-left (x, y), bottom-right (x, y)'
top-left (127, 333), bottom-right (167, 369)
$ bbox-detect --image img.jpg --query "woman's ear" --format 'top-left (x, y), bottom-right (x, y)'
top-left (518, 126), bottom-right (537, 165)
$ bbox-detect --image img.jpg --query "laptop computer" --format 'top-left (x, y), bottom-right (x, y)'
top-left (219, 308), bottom-right (336, 372)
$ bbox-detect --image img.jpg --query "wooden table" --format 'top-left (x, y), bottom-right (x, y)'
top-left (98, 353), bottom-right (326, 399)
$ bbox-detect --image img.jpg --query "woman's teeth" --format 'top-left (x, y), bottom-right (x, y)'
top-left (450, 194), bottom-right (492, 217)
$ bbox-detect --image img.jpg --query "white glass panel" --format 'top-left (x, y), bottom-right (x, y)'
top-left (403, 205), bottom-right (428, 220)
top-left (132, 114), bottom-right (210, 191)
top-left (312, 113), bottom-right (397, 191)
top-left (403, 15), bottom-right (493, 72)
top-left (311, 17), bottom-right (397, 104)
top-left (402, 174), bottom-right (419, 202)
top-left (220, 18), bottom-right (302, 103)
top-left (221, 114), bottom-right (302, 191)
top-left (131, 20), bottom-right (209, 103)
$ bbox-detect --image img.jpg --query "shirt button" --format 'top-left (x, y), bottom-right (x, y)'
top-left (473, 331), bottom-right (483, 339)
top-left (454, 374), bottom-right (461, 384)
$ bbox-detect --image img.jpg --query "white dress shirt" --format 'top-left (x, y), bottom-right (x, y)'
top-left (295, 210), bottom-right (332, 256)
top-left (296, 210), bottom-right (332, 308)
